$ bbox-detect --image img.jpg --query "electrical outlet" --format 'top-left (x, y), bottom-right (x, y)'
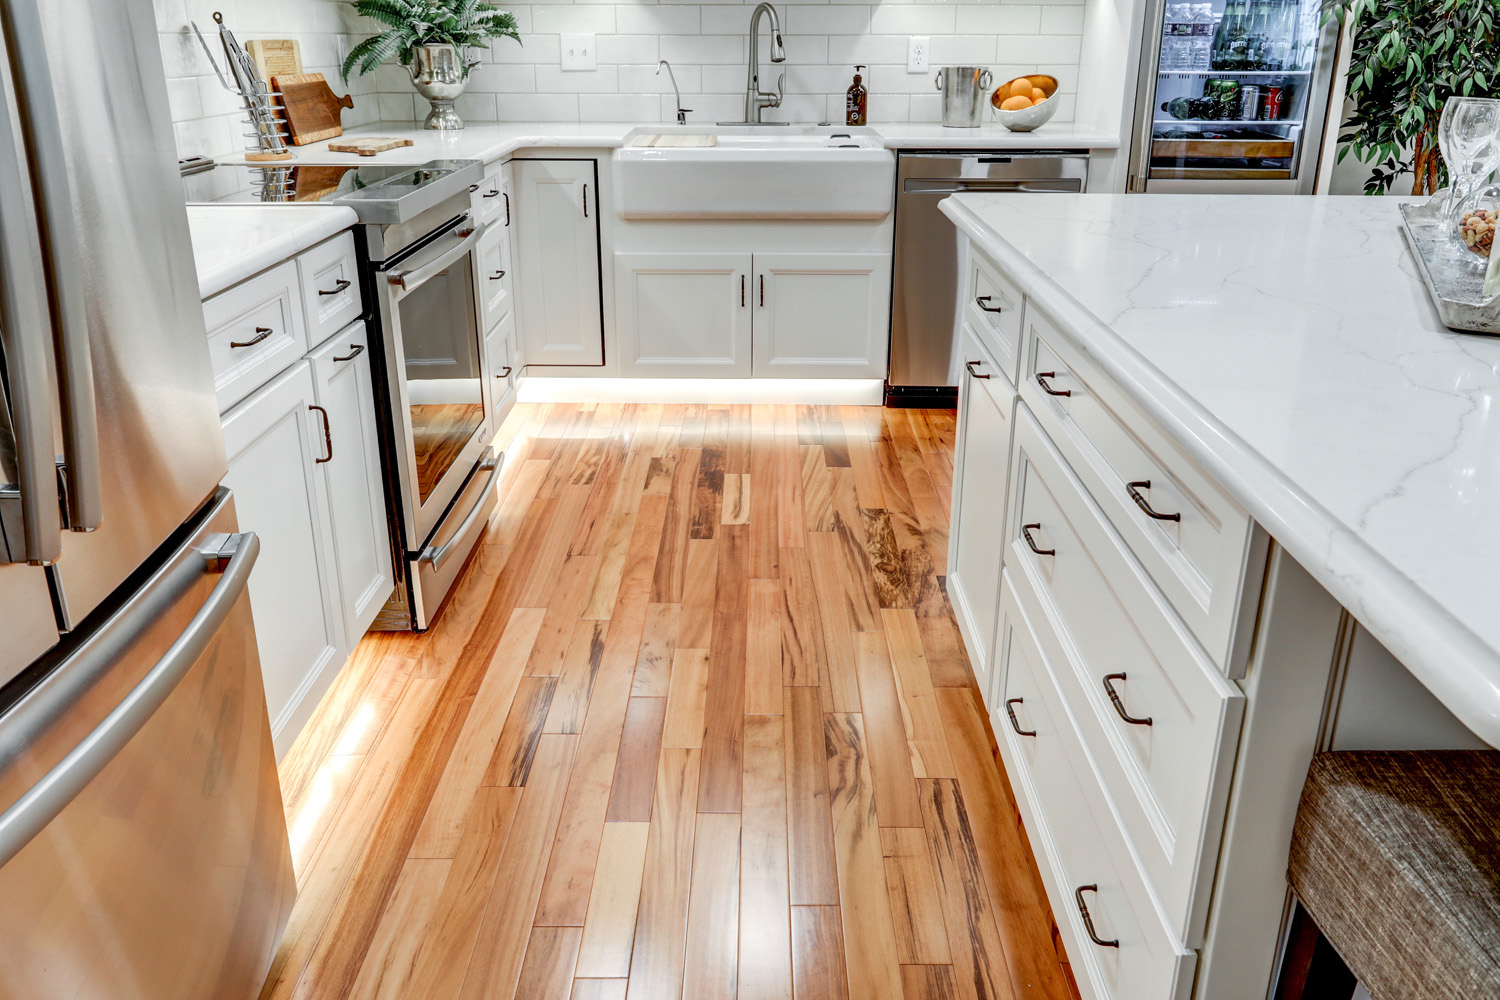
top-left (561, 34), bottom-right (596, 71)
top-left (907, 36), bottom-right (929, 74)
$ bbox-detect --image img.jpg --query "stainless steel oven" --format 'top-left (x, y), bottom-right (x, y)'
top-left (353, 167), bottom-right (502, 631)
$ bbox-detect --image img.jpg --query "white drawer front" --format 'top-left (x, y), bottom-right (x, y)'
top-left (297, 231), bottom-right (362, 348)
top-left (1006, 414), bottom-right (1243, 942)
top-left (965, 249), bottom-right (1023, 384)
top-left (1019, 305), bottom-right (1256, 674)
top-left (472, 168), bottom-right (506, 228)
top-left (203, 259), bottom-right (307, 413)
top-left (996, 578), bottom-right (1196, 1000)
top-left (478, 224), bottom-right (512, 332)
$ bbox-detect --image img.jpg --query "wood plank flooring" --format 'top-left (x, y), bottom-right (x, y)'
top-left (266, 402), bottom-right (1079, 1000)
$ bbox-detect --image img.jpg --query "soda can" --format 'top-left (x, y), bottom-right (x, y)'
top-left (1260, 85), bottom-right (1284, 120)
top-left (1237, 84), bottom-right (1260, 121)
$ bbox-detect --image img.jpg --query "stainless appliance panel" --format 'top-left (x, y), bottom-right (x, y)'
top-left (0, 490), bottom-right (294, 1000)
top-left (374, 218), bottom-right (493, 551)
top-left (13, 0), bottom-right (226, 627)
top-left (890, 152), bottom-right (1087, 398)
top-left (409, 449), bottom-right (500, 629)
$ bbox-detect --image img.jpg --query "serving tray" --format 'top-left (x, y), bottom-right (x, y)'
top-left (1399, 198), bottom-right (1500, 334)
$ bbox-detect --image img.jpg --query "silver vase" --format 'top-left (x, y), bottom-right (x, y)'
top-left (408, 43), bottom-right (481, 129)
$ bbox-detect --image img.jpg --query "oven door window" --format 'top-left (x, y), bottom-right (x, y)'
top-left (399, 261), bottom-right (484, 503)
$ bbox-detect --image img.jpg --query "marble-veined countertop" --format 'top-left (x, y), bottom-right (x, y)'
top-left (187, 204), bottom-right (358, 300)
top-left (942, 192), bottom-right (1500, 746)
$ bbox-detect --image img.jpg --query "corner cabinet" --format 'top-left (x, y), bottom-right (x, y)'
top-left (613, 250), bottom-right (890, 379)
top-left (515, 158), bottom-right (603, 367)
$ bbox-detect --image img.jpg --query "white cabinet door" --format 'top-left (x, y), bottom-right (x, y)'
top-left (221, 359), bottom-right (345, 757)
top-left (485, 309), bottom-right (517, 427)
top-left (477, 223), bottom-right (513, 333)
top-left (615, 252), bottom-right (753, 377)
top-left (309, 322), bottom-right (394, 645)
top-left (515, 159), bottom-right (602, 367)
top-left (947, 328), bottom-right (1015, 705)
top-left (752, 252), bottom-right (890, 378)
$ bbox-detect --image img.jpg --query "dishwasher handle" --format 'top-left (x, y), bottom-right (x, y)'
top-left (902, 178), bottom-right (1084, 195)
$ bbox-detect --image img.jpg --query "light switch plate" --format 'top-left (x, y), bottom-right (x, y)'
top-left (561, 34), bottom-right (596, 71)
top-left (907, 36), bottom-right (929, 74)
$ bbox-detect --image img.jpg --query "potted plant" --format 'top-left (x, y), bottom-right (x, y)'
top-left (1323, 0), bottom-right (1500, 195)
top-left (341, 0), bottom-right (520, 130)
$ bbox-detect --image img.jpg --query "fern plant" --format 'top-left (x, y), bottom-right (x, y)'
top-left (341, 0), bottom-right (520, 83)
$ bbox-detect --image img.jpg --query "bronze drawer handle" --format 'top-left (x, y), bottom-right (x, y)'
top-left (1035, 371), bottom-right (1070, 397)
top-left (497, 366), bottom-right (512, 378)
top-left (1102, 673), bottom-right (1152, 726)
top-left (483, 188), bottom-right (501, 198)
top-left (965, 360), bottom-right (991, 379)
top-left (1021, 523), bottom-right (1054, 557)
top-left (1125, 481), bottom-right (1180, 522)
top-left (490, 270), bottom-right (506, 281)
top-left (1005, 698), bottom-right (1035, 737)
top-left (229, 326), bottom-right (272, 349)
top-left (975, 295), bottom-right (1004, 314)
top-left (332, 344), bottom-right (364, 363)
top-left (318, 278), bottom-right (351, 296)
top-left (1074, 885), bottom-right (1119, 948)
top-left (308, 405), bottom-right (333, 464)
top-left (503, 191), bottom-right (511, 226)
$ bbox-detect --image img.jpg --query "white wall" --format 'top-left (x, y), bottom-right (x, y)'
top-left (153, 0), bottom-right (380, 160)
top-left (358, 2), bottom-right (1087, 126)
top-left (153, 0), bottom-right (1089, 143)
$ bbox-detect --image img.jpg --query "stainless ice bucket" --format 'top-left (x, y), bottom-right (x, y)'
top-left (935, 66), bottom-right (993, 128)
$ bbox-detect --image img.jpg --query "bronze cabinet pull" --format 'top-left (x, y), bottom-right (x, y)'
top-left (229, 326), bottom-right (272, 349)
top-left (1074, 885), bottom-right (1119, 948)
top-left (741, 274), bottom-right (746, 307)
top-left (332, 344), bottom-right (364, 363)
top-left (490, 270), bottom-right (506, 281)
top-left (582, 183), bottom-right (589, 217)
top-left (318, 278), bottom-right (351, 296)
top-left (1005, 698), bottom-right (1036, 737)
top-left (1102, 672), bottom-right (1152, 726)
top-left (483, 188), bottom-right (501, 198)
top-left (1125, 481), bottom-right (1180, 522)
top-left (965, 360), bottom-right (991, 379)
top-left (1035, 371), bottom-right (1071, 397)
top-left (975, 295), bottom-right (1003, 313)
top-left (760, 274), bottom-right (765, 307)
top-left (497, 366), bottom-right (512, 378)
top-left (308, 405), bottom-right (333, 464)
top-left (1021, 523), bottom-right (1054, 557)
top-left (503, 191), bottom-right (510, 226)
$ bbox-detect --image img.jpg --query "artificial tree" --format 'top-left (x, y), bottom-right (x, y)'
top-left (1323, 0), bottom-right (1500, 195)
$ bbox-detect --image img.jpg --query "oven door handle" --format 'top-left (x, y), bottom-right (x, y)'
top-left (386, 224), bottom-right (485, 298)
top-left (418, 454), bottom-right (501, 571)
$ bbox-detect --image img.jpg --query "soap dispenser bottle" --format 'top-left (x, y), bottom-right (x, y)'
top-left (846, 65), bottom-right (868, 126)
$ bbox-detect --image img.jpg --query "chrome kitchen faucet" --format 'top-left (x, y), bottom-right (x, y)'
top-left (743, 2), bottom-right (787, 124)
top-left (657, 60), bottom-right (691, 124)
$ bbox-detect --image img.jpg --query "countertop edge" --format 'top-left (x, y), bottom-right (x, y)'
top-left (940, 195), bottom-right (1500, 747)
top-left (192, 205), bottom-right (360, 301)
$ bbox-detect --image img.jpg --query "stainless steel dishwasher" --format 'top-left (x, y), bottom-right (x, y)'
top-left (888, 151), bottom-right (1088, 406)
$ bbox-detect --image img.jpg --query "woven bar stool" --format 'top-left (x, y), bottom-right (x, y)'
top-left (1277, 751), bottom-right (1500, 1000)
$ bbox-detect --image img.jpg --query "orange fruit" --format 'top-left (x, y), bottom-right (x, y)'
top-left (1009, 78), bottom-right (1033, 99)
top-left (1031, 87), bottom-right (1047, 102)
top-left (1000, 95), bottom-right (1034, 111)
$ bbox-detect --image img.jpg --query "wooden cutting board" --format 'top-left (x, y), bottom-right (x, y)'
top-left (271, 73), bottom-right (354, 146)
top-left (246, 39), bottom-right (302, 79)
top-left (327, 136), bottom-right (416, 157)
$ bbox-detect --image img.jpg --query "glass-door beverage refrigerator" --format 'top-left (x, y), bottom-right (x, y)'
top-left (1126, 0), bottom-right (1342, 192)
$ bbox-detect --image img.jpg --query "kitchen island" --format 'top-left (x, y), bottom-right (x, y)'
top-left (938, 192), bottom-right (1500, 1000)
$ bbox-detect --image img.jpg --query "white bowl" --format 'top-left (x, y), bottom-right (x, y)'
top-left (993, 96), bottom-right (1059, 132)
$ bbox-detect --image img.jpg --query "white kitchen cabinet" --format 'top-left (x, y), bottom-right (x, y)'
top-left (615, 252), bottom-right (753, 377)
top-left (309, 322), bottom-right (393, 645)
top-left (485, 309), bottom-right (517, 426)
top-left (753, 252), bottom-right (890, 378)
top-left (947, 326), bottom-right (1015, 705)
top-left (515, 159), bottom-right (602, 367)
top-left (477, 223), bottom-right (513, 334)
top-left (220, 359), bottom-right (345, 757)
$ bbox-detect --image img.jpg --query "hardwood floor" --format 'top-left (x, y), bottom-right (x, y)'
top-left (265, 402), bottom-right (1079, 1000)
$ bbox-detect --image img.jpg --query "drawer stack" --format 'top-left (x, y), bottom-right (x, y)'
top-left (472, 161), bottom-right (520, 422)
top-left (951, 243), bottom-right (1264, 1000)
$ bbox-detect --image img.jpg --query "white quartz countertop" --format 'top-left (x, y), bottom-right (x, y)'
top-left (219, 120), bottom-right (1118, 167)
top-left (187, 204), bottom-right (358, 300)
top-left (941, 193), bottom-right (1500, 746)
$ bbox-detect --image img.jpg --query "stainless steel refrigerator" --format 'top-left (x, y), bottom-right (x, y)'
top-left (0, 1), bottom-right (295, 997)
top-left (1126, 0), bottom-right (1342, 192)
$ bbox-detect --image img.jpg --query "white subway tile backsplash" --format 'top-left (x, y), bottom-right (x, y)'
top-left (157, 0), bottom-right (1083, 136)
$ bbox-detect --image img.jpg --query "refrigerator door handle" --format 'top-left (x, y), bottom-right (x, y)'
top-left (0, 531), bottom-right (259, 868)
top-left (2, 0), bottom-right (103, 533)
top-left (0, 33), bottom-right (60, 566)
